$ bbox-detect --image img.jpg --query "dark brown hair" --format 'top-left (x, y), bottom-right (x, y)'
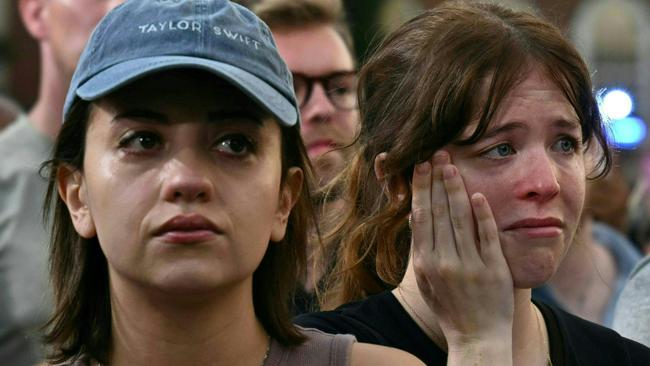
top-left (41, 71), bottom-right (314, 363)
top-left (253, 0), bottom-right (354, 55)
top-left (320, 0), bottom-right (612, 309)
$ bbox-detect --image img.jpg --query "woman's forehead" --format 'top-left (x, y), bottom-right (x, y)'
top-left (88, 76), bottom-right (275, 127)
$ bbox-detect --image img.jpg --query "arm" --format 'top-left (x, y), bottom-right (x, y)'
top-left (350, 343), bottom-right (425, 366)
top-left (410, 151), bottom-right (514, 365)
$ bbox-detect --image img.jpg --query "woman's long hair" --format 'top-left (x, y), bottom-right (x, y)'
top-left (319, 0), bottom-right (612, 309)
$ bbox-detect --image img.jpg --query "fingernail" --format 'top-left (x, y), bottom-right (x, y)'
top-left (433, 151), bottom-right (448, 164)
top-left (442, 165), bottom-right (456, 179)
top-left (416, 161), bottom-right (431, 174)
top-left (471, 193), bottom-right (484, 206)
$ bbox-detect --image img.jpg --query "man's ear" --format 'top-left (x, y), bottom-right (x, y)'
top-left (19, 0), bottom-right (49, 40)
top-left (270, 167), bottom-right (304, 242)
top-left (57, 165), bottom-right (96, 238)
top-left (374, 152), bottom-right (408, 202)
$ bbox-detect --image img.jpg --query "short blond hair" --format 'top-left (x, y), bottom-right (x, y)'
top-left (253, 0), bottom-right (354, 54)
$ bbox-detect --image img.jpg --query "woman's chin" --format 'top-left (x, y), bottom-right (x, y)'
top-left (510, 264), bottom-right (556, 289)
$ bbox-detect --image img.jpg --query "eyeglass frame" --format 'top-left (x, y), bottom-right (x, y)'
top-left (291, 70), bottom-right (358, 111)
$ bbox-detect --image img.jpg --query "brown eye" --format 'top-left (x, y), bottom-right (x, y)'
top-left (119, 131), bottom-right (162, 152)
top-left (215, 134), bottom-right (254, 156)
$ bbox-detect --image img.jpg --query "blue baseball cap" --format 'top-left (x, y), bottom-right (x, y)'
top-left (63, 0), bottom-right (298, 126)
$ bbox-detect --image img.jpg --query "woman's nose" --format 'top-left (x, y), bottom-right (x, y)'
top-left (514, 150), bottom-right (561, 202)
top-left (160, 151), bottom-right (214, 203)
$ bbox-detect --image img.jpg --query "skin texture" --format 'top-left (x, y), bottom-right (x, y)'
top-left (58, 72), bottom-right (302, 365)
top-left (445, 67), bottom-right (585, 289)
top-left (390, 65), bottom-right (587, 366)
top-left (273, 25), bottom-right (359, 186)
top-left (63, 73), bottom-right (298, 296)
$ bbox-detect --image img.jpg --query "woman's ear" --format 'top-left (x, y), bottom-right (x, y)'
top-left (374, 152), bottom-right (408, 202)
top-left (19, 0), bottom-right (48, 41)
top-left (270, 167), bottom-right (304, 242)
top-left (57, 165), bottom-right (96, 238)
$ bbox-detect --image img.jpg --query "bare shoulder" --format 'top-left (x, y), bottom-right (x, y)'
top-left (350, 342), bottom-right (425, 366)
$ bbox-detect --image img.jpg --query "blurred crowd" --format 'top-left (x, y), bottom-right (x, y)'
top-left (0, 0), bottom-right (650, 365)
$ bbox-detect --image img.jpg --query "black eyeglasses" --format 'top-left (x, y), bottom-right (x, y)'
top-left (292, 71), bottom-right (358, 110)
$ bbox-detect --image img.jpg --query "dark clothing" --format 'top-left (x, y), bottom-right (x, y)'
top-left (295, 290), bottom-right (650, 365)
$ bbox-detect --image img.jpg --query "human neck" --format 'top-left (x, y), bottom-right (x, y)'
top-left (107, 275), bottom-right (269, 366)
top-left (27, 45), bottom-right (69, 140)
top-left (396, 256), bottom-right (549, 365)
top-left (547, 217), bottom-right (615, 323)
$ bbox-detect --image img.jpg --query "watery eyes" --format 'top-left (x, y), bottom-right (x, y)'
top-left (481, 136), bottom-right (579, 160)
top-left (554, 137), bottom-right (576, 153)
top-left (215, 134), bottom-right (255, 156)
top-left (483, 143), bottom-right (514, 159)
top-left (118, 131), bottom-right (162, 152)
top-left (118, 132), bottom-right (256, 158)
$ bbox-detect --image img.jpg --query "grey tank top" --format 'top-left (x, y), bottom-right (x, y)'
top-left (264, 327), bottom-right (356, 366)
top-left (60, 326), bottom-right (356, 366)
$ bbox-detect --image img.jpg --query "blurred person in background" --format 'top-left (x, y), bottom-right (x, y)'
top-left (613, 153), bottom-right (650, 346)
top-left (533, 162), bottom-right (642, 327)
top-left (253, 0), bottom-right (359, 310)
top-left (0, 94), bottom-right (22, 130)
top-left (626, 153), bottom-right (650, 255)
top-left (0, 1), bottom-right (122, 364)
top-left (613, 252), bottom-right (650, 347)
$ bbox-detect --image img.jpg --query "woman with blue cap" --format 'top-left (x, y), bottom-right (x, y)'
top-left (41, 1), bottom-right (424, 365)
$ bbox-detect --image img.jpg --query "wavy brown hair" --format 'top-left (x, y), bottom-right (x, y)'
top-left (320, 0), bottom-right (611, 309)
top-left (41, 70), bottom-right (315, 364)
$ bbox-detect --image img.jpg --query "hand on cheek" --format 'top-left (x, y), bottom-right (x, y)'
top-left (410, 150), bottom-right (514, 361)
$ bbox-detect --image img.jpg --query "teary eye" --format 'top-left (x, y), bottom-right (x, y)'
top-left (215, 134), bottom-right (255, 156)
top-left (482, 143), bottom-right (515, 159)
top-left (119, 131), bottom-right (162, 153)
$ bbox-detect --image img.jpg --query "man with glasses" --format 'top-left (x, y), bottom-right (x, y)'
top-left (254, 0), bottom-right (358, 189)
top-left (253, 0), bottom-right (359, 311)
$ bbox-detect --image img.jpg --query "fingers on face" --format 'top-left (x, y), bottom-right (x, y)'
top-left (411, 160), bottom-right (434, 258)
top-left (431, 151), bottom-right (457, 259)
top-left (471, 192), bottom-right (506, 266)
top-left (441, 161), bottom-right (481, 262)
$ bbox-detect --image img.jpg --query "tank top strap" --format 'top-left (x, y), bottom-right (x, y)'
top-left (265, 326), bottom-right (356, 366)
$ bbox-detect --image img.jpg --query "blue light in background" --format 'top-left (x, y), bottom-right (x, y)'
top-left (601, 89), bottom-right (634, 120)
top-left (607, 116), bottom-right (647, 150)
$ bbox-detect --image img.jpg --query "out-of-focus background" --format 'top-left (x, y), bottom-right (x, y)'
top-left (1, 0), bottom-right (650, 253)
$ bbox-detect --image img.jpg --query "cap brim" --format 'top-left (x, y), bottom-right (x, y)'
top-left (75, 55), bottom-right (298, 126)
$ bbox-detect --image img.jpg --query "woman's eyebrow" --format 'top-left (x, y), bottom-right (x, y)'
top-left (111, 109), bottom-right (169, 124)
top-left (207, 110), bottom-right (264, 126)
top-left (554, 118), bottom-right (581, 131)
top-left (481, 121), bottom-right (527, 140)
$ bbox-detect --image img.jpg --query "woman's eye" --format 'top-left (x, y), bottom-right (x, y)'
top-left (482, 143), bottom-right (515, 159)
top-left (215, 134), bottom-right (254, 156)
top-left (553, 136), bottom-right (577, 154)
top-left (119, 131), bottom-right (162, 153)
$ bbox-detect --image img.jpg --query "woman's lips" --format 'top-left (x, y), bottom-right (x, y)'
top-left (307, 140), bottom-right (336, 157)
top-left (154, 214), bottom-right (220, 244)
top-left (504, 217), bottom-right (564, 238)
top-left (158, 230), bottom-right (217, 244)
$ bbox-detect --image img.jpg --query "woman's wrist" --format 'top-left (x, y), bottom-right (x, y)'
top-left (446, 335), bottom-right (513, 366)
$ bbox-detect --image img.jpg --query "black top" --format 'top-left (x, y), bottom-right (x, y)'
top-left (295, 290), bottom-right (650, 365)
